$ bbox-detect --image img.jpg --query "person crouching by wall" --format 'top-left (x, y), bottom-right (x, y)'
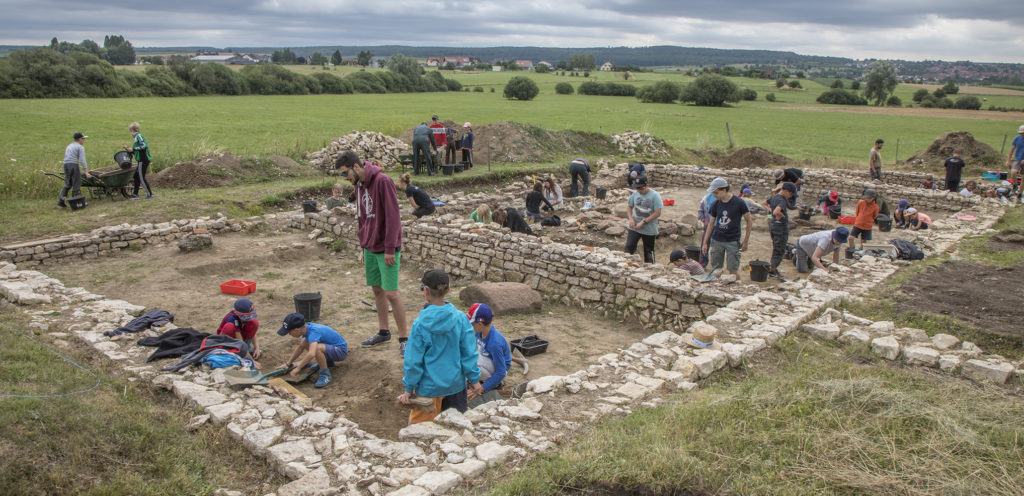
top-left (397, 173), bottom-right (436, 218)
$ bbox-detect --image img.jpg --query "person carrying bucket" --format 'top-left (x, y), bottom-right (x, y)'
top-left (766, 182), bottom-right (797, 281)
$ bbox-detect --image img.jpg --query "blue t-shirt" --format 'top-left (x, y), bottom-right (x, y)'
top-left (1013, 135), bottom-right (1024, 162)
top-left (305, 322), bottom-right (347, 352)
top-left (709, 195), bottom-right (750, 242)
top-left (627, 189), bottom-right (663, 236)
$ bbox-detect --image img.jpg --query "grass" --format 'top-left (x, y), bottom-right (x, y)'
top-left (487, 338), bottom-right (1024, 496)
top-left (0, 310), bottom-right (284, 495)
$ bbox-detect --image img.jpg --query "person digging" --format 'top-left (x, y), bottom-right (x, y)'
top-left (277, 313), bottom-right (348, 388)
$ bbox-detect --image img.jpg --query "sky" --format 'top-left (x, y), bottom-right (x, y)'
top-left (0, 0), bottom-right (1022, 63)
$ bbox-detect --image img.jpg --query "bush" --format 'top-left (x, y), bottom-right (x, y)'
top-left (445, 78), bottom-right (462, 91)
top-left (933, 88), bottom-right (946, 98)
top-left (850, 81), bottom-right (860, 90)
top-left (490, 87), bottom-right (495, 92)
top-left (831, 79), bottom-right (844, 89)
top-left (741, 88), bottom-right (757, 101)
top-left (765, 92), bottom-right (776, 102)
top-left (577, 81), bottom-right (636, 96)
top-left (942, 79), bottom-right (959, 95)
top-left (775, 78), bottom-right (785, 88)
top-left (816, 88), bottom-right (868, 105)
top-left (936, 97), bottom-right (954, 109)
top-left (787, 80), bottom-right (802, 89)
top-left (954, 95), bottom-right (982, 110)
top-left (912, 88), bottom-right (930, 103)
top-left (473, 86), bottom-right (484, 92)
top-left (555, 82), bottom-right (574, 95)
top-left (503, 76), bottom-right (539, 100)
top-left (885, 95), bottom-right (902, 106)
top-left (679, 73), bottom-right (740, 106)
top-left (636, 80), bottom-right (680, 103)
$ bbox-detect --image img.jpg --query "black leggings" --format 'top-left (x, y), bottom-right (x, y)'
top-left (133, 160), bottom-right (152, 196)
top-left (412, 205), bottom-right (435, 218)
top-left (625, 230), bottom-right (656, 263)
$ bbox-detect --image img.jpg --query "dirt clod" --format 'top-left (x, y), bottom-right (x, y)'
top-left (149, 152), bottom-right (308, 189)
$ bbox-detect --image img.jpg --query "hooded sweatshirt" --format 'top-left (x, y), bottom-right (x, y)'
top-left (354, 161), bottom-right (403, 255)
top-left (403, 302), bottom-right (480, 398)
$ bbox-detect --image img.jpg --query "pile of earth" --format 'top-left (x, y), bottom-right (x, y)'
top-left (905, 131), bottom-right (998, 165)
top-left (398, 121), bottom-right (618, 163)
top-left (148, 153), bottom-right (309, 189)
top-left (714, 147), bottom-right (792, 169)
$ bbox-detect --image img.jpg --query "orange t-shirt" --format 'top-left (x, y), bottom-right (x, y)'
top-left (854, 199), bottom-right (879, 230)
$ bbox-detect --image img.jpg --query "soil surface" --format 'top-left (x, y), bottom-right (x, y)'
top-left (148, 152), bottom-right (308, 189)
top-left (895, 262), bottom-right (1024, 339)
top-left (905, 131), bottom-right (999, 165)
top-left (41, 228), bottom-right (649, 439)
top-left (398, 120), bottom-right (619, 163)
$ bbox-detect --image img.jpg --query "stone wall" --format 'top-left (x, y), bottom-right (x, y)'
top-left (0, 215), bottom-right (267, 267)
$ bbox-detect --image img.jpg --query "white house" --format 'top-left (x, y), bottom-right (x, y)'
top-left (492, 65), bottom-right (503, 72)
top-left (192, 54), bottom-right (236, 64)
top-left (600, 61), bottom-right (613, 71)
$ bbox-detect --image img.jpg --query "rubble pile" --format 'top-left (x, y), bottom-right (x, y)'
top-left (306, 131), bottom-right (409, 170)
top-left (611, 131), bottom-right (672, 157)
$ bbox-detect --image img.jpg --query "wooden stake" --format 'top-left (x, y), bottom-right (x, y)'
top-left (726, 123), bottom-right (733, 148)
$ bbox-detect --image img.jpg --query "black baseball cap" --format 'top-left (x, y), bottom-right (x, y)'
top-left (421, 269), bottom-right (449, 290)
top-left (669, 249), bottom-right (685, 263)
top-left (73, 132), bottom-right (87, 140)
top-left (277, 312), bottom-right (305, 336)
top-left (635, 175), bottom-right (648, 186)
top-left (781, 182), bottom-right (797, 194)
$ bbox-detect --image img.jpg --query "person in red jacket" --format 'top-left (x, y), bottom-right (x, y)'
top-left (429, 115), bottom-right (447, 165)
top-left (335, 150), bottom-right (409, 354)
top-left (216, 297), bottom-right (261, 359)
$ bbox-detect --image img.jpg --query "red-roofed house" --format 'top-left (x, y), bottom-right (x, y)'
top-left (514, 59), bottom-right (533, 71)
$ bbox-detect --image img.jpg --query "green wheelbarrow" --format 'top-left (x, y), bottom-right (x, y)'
top-left (44, 164), bottom-right (136, 201)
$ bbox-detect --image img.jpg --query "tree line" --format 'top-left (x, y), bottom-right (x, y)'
top-left (0, 46), bottom-right (461, 98)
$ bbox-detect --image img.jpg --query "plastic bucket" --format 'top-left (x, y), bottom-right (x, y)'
top-left (876, 214), bottom-right (892, 232)
top-left (749, 260), bottom-right (770, 282)
top-left (301, 200), bottom-right (318, 213)
top-left (596, 188), bottom-right (608, 200)
top-left (684, 245), bottom-right (701, 261)
top-left (845, 247), bottom-right (857, 259)
top-left (828, 204), bottom-right (842, 219)
top-left (441, 164), bottom-right (455, 176)
top-left (293, 292), bottom-right (322, 322)
top-left (798, 207), bottom-right (813, 220)
top-left (114, 151), bottom-right (133, 169)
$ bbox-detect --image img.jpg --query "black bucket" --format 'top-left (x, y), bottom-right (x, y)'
top-left (68, 195), bottom-right (86, 211)
top-left (301, 200), bottom-right (318, 213)
top-left (845, 247), bottom-right (857, 259)
top-left (749, 260), bottom-right (770, 282)
top-left (684, 245), bottom-right (701, 261)
top-left (596, 188), bottom-right (608, 200)
top-left (798, 206), bottom-right (813, 221)
top-left (441, 164), bottom-right (455, 176)
top-left (828, 204), bottom-right (842, 220)
top-left (293, 292), bottom-right (322, 322)
top-left (114, 151), bottom-right (133, 169)
top-left (876, 214), bottom-right (892, 232)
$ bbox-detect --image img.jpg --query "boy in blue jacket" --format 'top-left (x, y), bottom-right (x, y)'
top-left (398, 269), bottom-right (482, 424)
top-left (465, 303), bottom-right (511, 408)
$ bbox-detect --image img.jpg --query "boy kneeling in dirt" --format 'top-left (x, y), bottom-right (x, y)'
top-left (278, 313), bottom-right (348, 388)
top-left (398, 269), bottom-right (482, 424)
top-left (465, 303), bottom-right (529, 408)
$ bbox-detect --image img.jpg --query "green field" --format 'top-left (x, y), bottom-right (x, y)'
top-left (2, 70), bottom-right (1024, 201)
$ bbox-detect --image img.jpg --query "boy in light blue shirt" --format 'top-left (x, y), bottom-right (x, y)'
top-left (625, 176), bottom-right (663, 263)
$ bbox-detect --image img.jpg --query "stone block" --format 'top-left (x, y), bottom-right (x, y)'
top-left (670, 358), bottom-right (699, 382)
top-left (802, 323), bottom-right (841, 340)
top-left (390, 466), bottom-right (430, 484)
top-left (267, 439), bottom-right (317, 471)
top-left (433, 409), bottom-right (474, 430)
top-left (243, 426), bottom-right (284, 455)
top-left (458, 282), bottom-right (542, 315)
top-left (962, 360), bottom-right (1014, 384)
top-left (527, 375), bottom-right (564, 394)
top-left (939, 354), bottom-right (962, 372)
top-left (931, 333), bottom-right (961, 350)
top-left (615, 383), bottom-right (649, 400)
top-left (205, 401), bottom-right (242, 424)
top-left (870, 336), bottom-right (900, 360)
top-left (277, 466), bottom-right (330, 495)
top-left (838, 329), bottom-right (870, 345)
top-left (902, 346), bottom-right (940, 367)
top-left (475, 442), bottom-right (513, 464)
top-left (413, 471), bottom-right (461, 495)
top-left (399, 421), bottom-right (458, 441)
top-left (442, 459), bottom-right (487, 479)
top-left (386, 486), bottom-right (431, 496)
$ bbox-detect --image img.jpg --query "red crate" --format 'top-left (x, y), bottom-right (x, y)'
top-left (220, 280), bottom-right (256, 295)
top-left (838, 216), bottom-right (856, 225)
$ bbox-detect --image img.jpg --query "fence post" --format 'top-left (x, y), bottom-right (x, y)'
top-left (1001, 134), bottom-right (1008, 155)
top-left (725, 123), bottom-right (733, 148)
top-left (894, 138), bottom-right (899, 164)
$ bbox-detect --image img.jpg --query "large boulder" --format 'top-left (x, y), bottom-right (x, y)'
top-left (459, 282), bottom-right (542, 315)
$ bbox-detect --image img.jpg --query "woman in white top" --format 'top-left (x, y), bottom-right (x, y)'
top-left (542, 176), bottom-right (563, 210)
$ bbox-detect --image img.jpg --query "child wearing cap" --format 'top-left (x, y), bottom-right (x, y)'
top-left (217, 298), bottom-right (262, 359)
top-left (398, 269), bottom-right (481, 424)
top-left (894, 199), bottom-right (911, 228)
top-left (818, 190), bottom-right (842, 216)
top-left (850, 189), bottom-right (879, 250)
top-left (465, 303), bottom-right (512, 408)
top-left (278, 313), bottom-right (348, 388)
top-left (460, 123), bottom-right (473, 168)
top-left (796, 227), bottom-right (849, 273)
top-left (905, 208), bottom-right (931, 230)
top-left (698, 177), bottom-right (753, 281)
top-left (669, 249), bottom-right (706, 276)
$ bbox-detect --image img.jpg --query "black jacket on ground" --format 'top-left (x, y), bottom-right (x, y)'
top-left (137, 327), bottom-right (210, 362)
top-left (502, 207), bottom-right (533, 236)
top-left (105, 309), bottom-right (174, 337)
top-left (162, 335), bottom-right (249, 372)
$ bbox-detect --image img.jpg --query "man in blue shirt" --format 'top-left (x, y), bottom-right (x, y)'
top-left (625, 176), bottom-right (663, 263)
top-left (1007, 124), bottom-right (1024, 204)
top-left (699, 177), bottom-right (753, 281)
top-left (278, 313), bottom-right (348, 388)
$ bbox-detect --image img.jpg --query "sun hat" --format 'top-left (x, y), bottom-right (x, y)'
top-left (421, 268), bottom-right (449, 290)
top-left (277, 312), bottom-right (305, 336)
top-left (706, 177), bottom-right (729, 192)
top-left (863, 189), bottom-right (877, 199)
top-left (466, 303), bottom-right (493, 324)
top-left (741, 188), bottom-right (754, 196)
top-left (682, 322), bottom-right (721, 350)
top-left (1018, 125), bottom-right (1024, 134)
top-left (829, 190), bottom-right (839, 202)
top-left (898, 199), bottom-right (909, 210)
top-left (905, 207), bottom-right (918, 215)
top-left (774, 169), bottom-right (785, 180)
top-left (669, 249), bottom-right (685, 263)
top-left (832, 227), bottom-right (850, 244)
top-left (234, 298), bottom-right (254, 313)
top-left (463, 122), bottom-right (471, 128)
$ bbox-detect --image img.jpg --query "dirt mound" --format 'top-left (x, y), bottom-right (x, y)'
top-left (905, 131), bottom-right (998, 165)
top-left (398, 121), bottom-right (618, 163)
top-left (715, 147), bottom-right (791, 169)
top-left (149, 153), bottom-right (309, 189)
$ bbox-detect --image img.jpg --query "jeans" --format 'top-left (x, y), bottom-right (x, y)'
top-left (569, 162), bottom-right (590, 197)
top-left (444, 143), bottom-right (457, 165)
top-left (412, 139), bottom-right (433, 175)
top-left (461, 149), bottom-right (473, 167)
top-left (769, 221), bottom-right (789, 269)
top-left (945, 174), bottom-right (961, 192)
top-left (794, 246), bottom-right (811, 273)
top-left (441, 389), bottom-right (468, 413)
top-left (625, 229), bottom-right (656, 263)
top-left (58, 162), bottom-right (82, 200)
top-left (870, 167), bottom-right (882, 181)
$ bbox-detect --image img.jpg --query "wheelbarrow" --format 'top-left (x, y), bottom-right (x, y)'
top-left (44, 164), bottom-right (136, 200)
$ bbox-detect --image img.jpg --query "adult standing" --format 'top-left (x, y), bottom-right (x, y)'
top-left (943, 150), bottom-right (966, 192)
top-left (869, 139), bottom-right (884, 181)
top-left (58, 132), bottom-right (91, 209)
top-left (1007, 125), bottom-right (1024, 204)
top-left (568, 158), bottom-right (590, 197)
top-left (397, 173), bottom-right (435, 218)
top-left (460, 123), bottom-right (474, 168)
top-left (123, 122), bottom-right (154, 199)
top-left (700, 178), bottom-right (753, 279)
top-left (429, 115), bottom-right (447, 166)
top-left (795, 227), bottom-right (849, 273)
top-left (767, 182), bottom-right (797, 280)
top-left (625, 176), bottom-right (663, 264)
top-left (444, 125), bottom-right (458, 166)
top-left (411, 122), bottom-right (437, 176)
top-left (335, 150), bottom-right (410, 354)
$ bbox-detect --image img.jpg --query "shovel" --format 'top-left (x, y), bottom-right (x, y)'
top-left (223, 367), bottom-right (290, 386)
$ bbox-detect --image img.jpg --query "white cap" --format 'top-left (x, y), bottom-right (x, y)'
top-left (707, 177), bottom-right (729, 193)
top-left (905, 207), bottom-right (918, 215)
top-left (1018, 124), bottom-right (1024, 134)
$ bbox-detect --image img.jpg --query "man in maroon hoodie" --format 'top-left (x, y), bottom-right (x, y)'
top-left (335, 150), bottom-right (410, 354)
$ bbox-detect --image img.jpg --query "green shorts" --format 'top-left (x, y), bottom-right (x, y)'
top-left (364, 249), bottom-right (401, 291)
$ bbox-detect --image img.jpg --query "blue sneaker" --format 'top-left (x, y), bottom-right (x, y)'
top-left (314, 370), bottom-right (332, 388)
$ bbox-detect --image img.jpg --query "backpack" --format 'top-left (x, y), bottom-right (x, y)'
top-left (541, 215), bottom-right (561, 227)
top-left (888, 239), bottom-right (924, 260)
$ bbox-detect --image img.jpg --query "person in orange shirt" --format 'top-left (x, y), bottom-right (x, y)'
top-left (849, 189), bottom-right (879, 250)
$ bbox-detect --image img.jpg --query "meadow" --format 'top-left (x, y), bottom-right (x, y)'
top-left (3, 69), bottom-right (1023, 201)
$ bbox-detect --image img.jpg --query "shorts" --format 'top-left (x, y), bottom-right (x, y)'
top-left (850, 226), bottom-right (872, 241)
top-left (364, 248), bottom-right (401, 291)
top-left (709, 238), bottom-right (742, 272)
top-left (322, 343), bottom-right (348, 363)
top-left (1012, 160), bottom-right (1023, 173)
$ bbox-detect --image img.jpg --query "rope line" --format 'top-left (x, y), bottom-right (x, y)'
top-left (0, 320), bottom-right (101, 399)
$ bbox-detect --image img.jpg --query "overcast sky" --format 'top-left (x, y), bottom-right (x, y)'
top-left (1, 1), bottom-right (1021, 63)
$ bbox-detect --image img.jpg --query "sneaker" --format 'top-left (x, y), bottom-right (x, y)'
top-left (145, 194), bottom-right (154, 199)
top-left (768, 270), bottom-right (786, 281)
top-left (57, 200), bottom-right (67, 208)
top-left (361, 331), bottom-right (391, 347)
top-left (398, 340), bottom-right (406, 357)
top-left (314, 370), bottom-right (332, 388)
top-left (128, 194), bottom-right (139, 199)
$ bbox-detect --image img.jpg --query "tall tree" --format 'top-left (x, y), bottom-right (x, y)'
top-left (863, 60), bottom-right (897, 106)
top-left (356, 50), bottom-right (373, 67)
top-left (331, 50), bottom-right (342, 66)
top-left (102, 34), bottom-right (135, 65)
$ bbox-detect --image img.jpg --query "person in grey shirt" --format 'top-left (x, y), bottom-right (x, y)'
top-left (795, 227), bottom-right (849, 273)
top-left (58, 132), bottom-right (92, 208)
